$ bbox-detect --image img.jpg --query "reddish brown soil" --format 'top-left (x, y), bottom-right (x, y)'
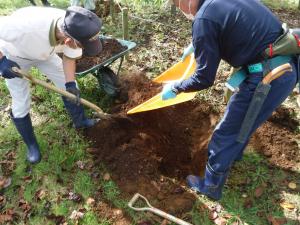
top-left (84, 72), bottom-right (299, 221)
top-left (86, 73), bottom-right (218, 218)
top-left (76, 38), bottom-right (127, 73)
top-left (253, 117), bottom-right (300, 170)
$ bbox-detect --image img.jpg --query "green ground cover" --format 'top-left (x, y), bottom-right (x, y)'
top-left (0, 1), bottom-right (299, 224)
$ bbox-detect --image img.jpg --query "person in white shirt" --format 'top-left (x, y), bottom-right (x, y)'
top-left (0, 6), bottom-right (102, 164)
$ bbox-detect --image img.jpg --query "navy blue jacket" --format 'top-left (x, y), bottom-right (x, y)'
top-left (175, 0), bottom-right (282, 92)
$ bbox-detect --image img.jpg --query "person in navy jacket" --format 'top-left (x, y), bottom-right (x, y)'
top-left (163, 0), bottom-right (299, 200)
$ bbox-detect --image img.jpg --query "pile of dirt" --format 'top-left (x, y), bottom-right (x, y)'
top-left (253, 109), bottom-right (300, 170)
top-left (86, 73), bottom-right (219, 216)
top-left (81, 7), bottom-right (300, 220)
top-left (76, 38), bottom-right (127, 73)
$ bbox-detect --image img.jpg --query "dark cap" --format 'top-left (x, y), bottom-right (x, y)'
top-left (63, 6), bottom-right (102, 56)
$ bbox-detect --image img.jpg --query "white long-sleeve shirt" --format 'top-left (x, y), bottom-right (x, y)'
top-left (0, 6), bottom-right (82, 60)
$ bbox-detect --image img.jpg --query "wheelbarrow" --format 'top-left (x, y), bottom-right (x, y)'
top-left (76, 36), bottom-right (136, 97)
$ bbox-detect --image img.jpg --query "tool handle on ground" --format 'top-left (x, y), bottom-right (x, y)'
top-left (12, 67), bottom-right (110, 120)
top-left (128, 193), bottom-right (192, 225)
top-left (262, 63), bottom-right (292, 84)
top-left (128, 193), bottom-right (153, 211)
top-left (148, 208), bottom-right (192, 225)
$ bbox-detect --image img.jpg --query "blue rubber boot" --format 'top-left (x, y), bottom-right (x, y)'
top-left (62, 97), bottom-right (96, 129)
top-left (187, 166), bottom-right (228, 201)
top-left (11, 113), bottom-right (41, 164)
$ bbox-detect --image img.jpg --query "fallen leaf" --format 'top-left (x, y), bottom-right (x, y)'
top-left (19, 199), bottom-right (32, 214)
top-left (223, 214), bottom-right (232, 219)
top-left (254, 186), bottom-right (264, 198)
top-left (161, 219), bottom-right (171, 225)
top-left (0, 176), bottom-right (11, 189)
top-left (0, 214), bottom-right (13, 223)
top-left (46, 214), bottom-right (65, 224)
top-left (103, 173), bottom-right (111, 181)
top-left (68, 192), bottom-right (82, 203)
top-left (35, 189), bottom-right (47, 200)
top-left (243, 198), bottom-right (253, 209)
top-left (288, 182), bottom-right (297, 190)
top-left (215, 204), bottom-right (222, 213)
top-left (86, 197), bottom-right (95, 206)
top-left (22, 175), bottom-right (32, 183)
top-left (280, 202), bottom-right (295, 210)
top-left (209, 211), bottom-right (218, 220)
top-left (0, 195), bottom-right (6, 207)
top-left (267, 215), bottom-right (287, 225)
top-left (76, 161), bottom-right (85, 170)
top-left (112, 209), bottom-right (123, 217)
top-left (69, 210), bottom-right (84, 220)
top-left (0, 208), bottom-right (14, 223)
top-left (213, 217), bottom-right (227, 225)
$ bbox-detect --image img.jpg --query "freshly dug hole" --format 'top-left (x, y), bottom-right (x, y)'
top-left (85, 72), bottom-right (300, 216)
top-left (85, 72), bottom-right (219, 214)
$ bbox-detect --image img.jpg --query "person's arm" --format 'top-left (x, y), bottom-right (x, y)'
top-left (174, 19), bottom-right (221, 93)
top-left (62, 55), bottom-right (81, 104)
top-left (181, 42), bottom-right (194, 61)
top-left (62, 55), bottom-right (76, 82)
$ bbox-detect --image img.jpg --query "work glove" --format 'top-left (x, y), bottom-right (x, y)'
top-left (65, 81), bottom-right (81, 105)
top-left (0, 56), bottom-right (20, 79)
top-left (181, 43), bottom-right (194, 61)
top-left (161, 82), bottom-right (178, 100)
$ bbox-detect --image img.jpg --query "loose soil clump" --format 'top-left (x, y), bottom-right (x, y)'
top-left (76, 38), bottom-right (127, 73)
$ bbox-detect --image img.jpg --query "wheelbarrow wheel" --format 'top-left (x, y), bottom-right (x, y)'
top-left (97, 67), bottom-right (120, 97)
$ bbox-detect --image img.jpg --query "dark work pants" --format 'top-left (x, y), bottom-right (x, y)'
top-left (207, 59), bottom-right (298, 175)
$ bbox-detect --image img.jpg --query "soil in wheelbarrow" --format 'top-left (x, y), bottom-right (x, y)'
top-left (76, 38), bottom-right (127, 73)
top-left (84, 73), bottom-right (300, 221)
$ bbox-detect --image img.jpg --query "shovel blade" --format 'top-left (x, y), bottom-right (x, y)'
top-left (153, 54), bottom-right (196, 83)
top-left (127, 54), bottom-right (197, 114)
top-left (127, 92), bottom-right (197, 114)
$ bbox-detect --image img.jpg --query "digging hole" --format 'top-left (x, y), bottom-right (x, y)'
top-left (84, 72), bottom-right (300, 215)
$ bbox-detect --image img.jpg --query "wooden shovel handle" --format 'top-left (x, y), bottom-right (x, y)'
top-left (262, 63), bottom-right (292, 84)
top-left (12, 67), bottom-right (110, 120)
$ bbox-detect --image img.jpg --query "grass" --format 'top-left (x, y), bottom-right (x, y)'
top-left (0, 0), bottom-right (299, 224)
top-left (262, 0), bottom-right (299, 9)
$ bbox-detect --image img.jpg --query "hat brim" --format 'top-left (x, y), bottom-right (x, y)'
top-left (81, 38), bottom-right (102, 57)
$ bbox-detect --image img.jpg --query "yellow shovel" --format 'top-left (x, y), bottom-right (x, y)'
top-left (127, 54), bottom-right (197, 114)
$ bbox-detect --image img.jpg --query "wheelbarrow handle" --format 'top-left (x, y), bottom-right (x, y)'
top-left (128, 193), bottom-right (192, 225)
top-left (12, 67), bottom-right (110, 120)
